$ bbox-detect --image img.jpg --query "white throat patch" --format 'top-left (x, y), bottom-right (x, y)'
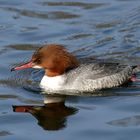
top-left (32, 65), bottom-right (42, 69)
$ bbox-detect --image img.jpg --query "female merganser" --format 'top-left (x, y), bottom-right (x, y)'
top-left (11, 44), bottom-right (138, 93)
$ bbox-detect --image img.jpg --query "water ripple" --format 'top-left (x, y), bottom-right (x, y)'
top-left (41, 1), bottom-right (105, 10)
top-left (0, 131), bottom-right (12, 136)
top-left (1, 7), bottom-right (80, 19)
top-left (108, 115), bottom-right (140, 127)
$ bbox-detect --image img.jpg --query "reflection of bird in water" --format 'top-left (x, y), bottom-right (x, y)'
top-left (13, 95), bottom-right (78, 131)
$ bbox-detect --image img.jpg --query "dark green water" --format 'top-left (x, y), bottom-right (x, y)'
top-left (0, 0), bottom-right (140, 139)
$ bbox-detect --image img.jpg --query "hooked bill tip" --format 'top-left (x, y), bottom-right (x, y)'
top-left (11, 68), bottom-right (15, 72)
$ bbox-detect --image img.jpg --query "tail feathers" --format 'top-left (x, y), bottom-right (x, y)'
top-left (132, 65), bottom-right (140, 73)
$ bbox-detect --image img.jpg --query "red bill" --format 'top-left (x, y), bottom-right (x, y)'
top-left (11, 61), bottom-right (33, 71)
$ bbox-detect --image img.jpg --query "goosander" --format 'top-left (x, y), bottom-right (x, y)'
top-left (11, 44), bottom-right (138, 93)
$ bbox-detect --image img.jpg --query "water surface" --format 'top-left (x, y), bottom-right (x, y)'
top-left (0, 0), bottom-right (140, 140)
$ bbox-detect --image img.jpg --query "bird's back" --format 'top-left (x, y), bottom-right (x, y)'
top-left (65, 62), bottom-right (133, 92)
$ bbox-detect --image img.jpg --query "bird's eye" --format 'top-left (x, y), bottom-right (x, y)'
top-left (33, 58), bottom-right (41, 64)
top-left (37, 59), bottom-right (41, 64)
